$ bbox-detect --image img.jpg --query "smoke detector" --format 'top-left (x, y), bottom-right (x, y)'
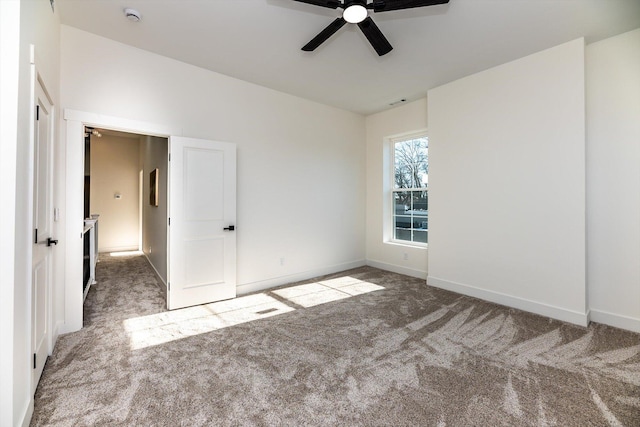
top-left (124, 8), bottom-right (141, 22)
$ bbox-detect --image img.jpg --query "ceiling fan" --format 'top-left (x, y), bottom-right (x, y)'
top-left (294, 0), bottom-right (450, 56)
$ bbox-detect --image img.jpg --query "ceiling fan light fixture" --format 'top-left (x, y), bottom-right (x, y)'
top-left (296, 0), bottom-right (449, 56)
top-left (343, 4), bottom-right (367, 24)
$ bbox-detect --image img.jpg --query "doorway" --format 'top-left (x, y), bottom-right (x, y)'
top-left (83, 127), bottom-right (169, 299)
top-left (62, 111), bottom-right (238, 333)
top-left (61, 111), bottom-right (178, 333)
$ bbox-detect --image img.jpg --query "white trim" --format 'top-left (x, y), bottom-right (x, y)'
top-left (236, 259), bottom-right (366, 295)
top-left (387, 129), bottom-right (429, 144)
top-left (19, 400), bottom-right (33, 427)
top-left (143, 253), bottom-right (167, 299)
top-left (64, 109), bottom-right (181, 137)
top-left (60, 119), bottom-right (84, 334)
top-left (387, 238), bottom-right (428, 249)
top-left (366, 259), bottom-right (427, 279)
top-left (26, 44), bottom-right (37, 401)
top-left (427, 275), bottom-right (589, 327)
top-left (589, 309), bottom-right (640, 333)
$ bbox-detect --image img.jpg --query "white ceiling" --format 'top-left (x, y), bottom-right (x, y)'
top-left (57, 0), bottom-right (640, 115)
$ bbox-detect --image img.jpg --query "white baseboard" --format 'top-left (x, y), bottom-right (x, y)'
top-left (98, 245), bottom-right (139, 254)
top-left (589, 309), bottom-right (640, 333)
top-left (143, 253), bottom-right (167, 299)
top-left (51, 320), bottom-right (64, 349)
top-left (20, 399), bottom-right (34, 427)
top-left (427, 276), bottom-right (589, 327)
top-left (366, 260), bottom-right (427, 280)
top-left (236, 259), bottom-right (367, 295)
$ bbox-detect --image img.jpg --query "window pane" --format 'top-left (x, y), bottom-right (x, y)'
top-left (394, 137), bottom-right (428, 189)
top-left (394, 190), bottom-right (409, 241)
top-left (412, 190), bottom-right (428, 213)
top-left (394, 191), bottom-right (410, 214)
top-left (413, 230), bottom-right (427, 244)
top-left (395, 228), bottom-right (412, 242)
top-left (393, 189), bottom-right (428, 244)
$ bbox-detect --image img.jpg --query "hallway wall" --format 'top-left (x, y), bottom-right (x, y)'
top-left (141, 135), bottom-right (169, 284)
top-left (90, 133), bottom-right (141, 252)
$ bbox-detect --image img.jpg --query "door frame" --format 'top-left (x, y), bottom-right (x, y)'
top-left (61, 109), bottom-right (180, 333)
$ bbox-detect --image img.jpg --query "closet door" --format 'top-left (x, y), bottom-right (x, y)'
top-left (32, 76), bottom-right (55, 390)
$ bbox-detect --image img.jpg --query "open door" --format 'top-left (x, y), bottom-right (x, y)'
top-left (168, 137), bottom-right (236, 310)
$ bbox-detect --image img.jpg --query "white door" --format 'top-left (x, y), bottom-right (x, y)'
top-left (168, 137), bottom-right (236, 310)
top-left (32, 78), bottom-right (54, 391)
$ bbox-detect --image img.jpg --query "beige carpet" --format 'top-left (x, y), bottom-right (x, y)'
top-left (32, 254), bottom-right (640, 426)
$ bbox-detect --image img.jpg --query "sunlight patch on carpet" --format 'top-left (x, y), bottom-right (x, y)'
top-left (110, 250), bottom-right (144, 257)
top-left (123, 277), bottom-right (384, 349)
top-left (124, 293), bottom-right (294, 350)
top-left (273, 277), bottom-right (385, 308)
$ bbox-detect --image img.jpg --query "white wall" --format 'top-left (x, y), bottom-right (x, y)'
top-left (0, 2), bottom-right (20, 425)
top-left (90, 134), bottom-right (141, 252)
top-left (586, 28), bottom-right (640, 332)
top-left (365, 99), bottom-right (429, 278)
top-left (60, 25), bottom-right (366, 301)
top-left (141, 136), bottom-right (169, 285)
top-left (427, 39), bottom-right (587, 325)
top-left (2, 0), bottom-right (60, 426)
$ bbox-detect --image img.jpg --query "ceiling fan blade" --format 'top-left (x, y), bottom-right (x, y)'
top-left (357, 17), bottom-right (393, 56)
top-left (302, 18), bottom-right (347, 51)
top-left (292, 0), bottom-right (341, 9)
top-left (371, 0), bottom-right (449, 13)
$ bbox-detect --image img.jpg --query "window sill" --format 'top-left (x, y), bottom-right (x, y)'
top-left (384, 240), bottom-right (428, 250)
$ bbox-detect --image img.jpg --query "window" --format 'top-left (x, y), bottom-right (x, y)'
top-left (392, 134), bottom-right (428, 245)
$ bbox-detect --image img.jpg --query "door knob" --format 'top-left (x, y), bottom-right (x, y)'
top-left (47, 237), bottom-right (58, 246)
top-left (223, 225), bottom-right (235, 231)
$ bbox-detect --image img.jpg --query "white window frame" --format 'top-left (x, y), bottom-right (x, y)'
top-left (386, 131), bottom-right (428, 247)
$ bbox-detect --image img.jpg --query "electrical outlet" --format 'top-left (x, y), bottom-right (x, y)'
top-left (280, 257), bottom-right (285, 266)
top-left (403, 253), bottom-right (409, 261)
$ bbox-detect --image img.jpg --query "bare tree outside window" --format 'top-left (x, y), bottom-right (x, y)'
top-left (393, 136), bottom-right (428, 244)
top-left (394, 137), bottom-right (428, 199)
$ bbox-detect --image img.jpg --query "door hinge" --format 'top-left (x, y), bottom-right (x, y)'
top-left (36, 105), bottom-right (40, 121)
top-left (167, 282), bottom-right (170, 291)
top-left (168, 218), bottom-right (170, 226)
top-left (168, 153), bottom-right (171, 161)
top-left (34, 228), bottom-right (38, 244)
top-left (33, 353), bottom-right (36, 369)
